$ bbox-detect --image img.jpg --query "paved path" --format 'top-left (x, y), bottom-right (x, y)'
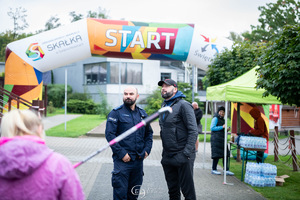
top-left (43, 115), bottom-right (266, 200)
top-left (42, 114), bottom-right (82, 130)
top-left (45, 137), bottom-right (266, 200)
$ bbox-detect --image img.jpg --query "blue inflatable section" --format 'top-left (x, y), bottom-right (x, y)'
top-left (232, 148), bottom-right (268, 160)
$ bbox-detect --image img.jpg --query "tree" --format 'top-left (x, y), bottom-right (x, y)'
top-left (144, 88), bottom-right (163, 115)
top-left (7, 7), bottom-right (28, 39)
top-left (69, 11), bottom-right (84, 22)
top-left (87, 7), bottom-right (109, 19)
top-left (69, 7), bottom-right (109, 22)
top-left (243, 0), bottom-right (300, 42)
top-left (205, 41), bottom-right (268, 87)
top-left (0, 31), bottom-right (14, 61)
top-left (45, 16), bottom-right (61, 31)
top-left (0, 31), bottom-right (32, 62)
top-left (256, 24), bottom-right (300, 106)
top-left (144, 82), bottom-right (196, 115)
top-left (227, 32), bottom-right (243, 43)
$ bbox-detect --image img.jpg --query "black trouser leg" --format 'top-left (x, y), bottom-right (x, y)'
top-left (189, 152), bottom-right (196, 175)
top-left (212, 158), bottom-right (219, 170)
top-left (162, 164), bottom-right (181, 200)
top-left (162, 162), bottom-right (196, 200)
top-left (178, 162), bottom-right (196, 200)
top-left (221, 157), bottom-right (229, 171)
top-left (256, 151), bottom-right (264, 163)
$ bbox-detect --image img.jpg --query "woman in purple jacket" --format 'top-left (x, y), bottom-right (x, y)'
top-left (0, 109), bottom-right (85, 200)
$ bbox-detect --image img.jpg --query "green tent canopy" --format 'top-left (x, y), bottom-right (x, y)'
top-left (206, 66), bottom-right (281, 104)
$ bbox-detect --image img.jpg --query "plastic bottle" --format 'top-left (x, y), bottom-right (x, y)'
top-left (257, 138), bottom-right (262, 149)
top-left (262, 138), bottom-right (267, 149)
top-left (253, 137), bottom-right (258, 148)
top-left (239, 136), bottom-right (245, 147)
top-left (271, 177), bottom-right (276, 187)
top-left (259, 176), bottom-right (264, 187)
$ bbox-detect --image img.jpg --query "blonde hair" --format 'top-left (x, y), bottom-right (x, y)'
top-left (1, 109), bottom-right (45, 139)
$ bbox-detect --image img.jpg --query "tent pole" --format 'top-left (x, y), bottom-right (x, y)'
top-left (237, 103), bottom-right (241, 132)
top-left (236, 103), bottom-right (241, 162)
top-left (203, 100), bottom-right (209, 169)
top-left (223, 101), bottom-right (233, 185)
top-left (192, 65), bottom-right (195, 102)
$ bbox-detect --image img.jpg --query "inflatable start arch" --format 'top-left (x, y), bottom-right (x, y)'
top-left (4, 18), bottom-right (232, 108)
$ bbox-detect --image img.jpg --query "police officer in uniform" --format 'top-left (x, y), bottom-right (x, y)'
top-left (105, 86), bottom-right (153, 200)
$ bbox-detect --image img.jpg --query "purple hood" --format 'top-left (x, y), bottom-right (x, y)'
top-left (0, 136), bottom-right (85, 200)
top-left (0, 136), bottom-right (52, 179)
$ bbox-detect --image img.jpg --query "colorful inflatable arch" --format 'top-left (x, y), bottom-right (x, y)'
top-left (4, 18), bottom-right (232, 109)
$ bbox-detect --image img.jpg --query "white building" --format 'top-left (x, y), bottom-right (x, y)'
top-left (51, 57), bottom-right (189, 108)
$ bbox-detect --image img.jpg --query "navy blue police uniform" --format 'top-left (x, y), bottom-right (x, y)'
top-left (105, 104), bottom-right (153, 200)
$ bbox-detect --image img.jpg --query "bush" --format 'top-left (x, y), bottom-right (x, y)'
top-left (47, 101), bottom-right (56, 113)
top-left (47, 84), bottom-right (72, 107)
top-left (144, 88), bottom-right (163, 115)
top-left (68, 92), bottom-right (90, 101)
top-left (97, 90), bottom-right (112, 118)
top-left (67, 99), bottom-right (99, 114)
top-left (144, 82), bottom-right (202, 115)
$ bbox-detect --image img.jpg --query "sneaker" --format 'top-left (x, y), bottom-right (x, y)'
top-left (211, 170), bottom-right (221, 175)
top-left (226, 170), bottom-right (234, 176)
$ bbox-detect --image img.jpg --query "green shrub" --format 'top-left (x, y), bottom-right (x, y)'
top-left (97, 90), bottom-right (112, 118)
top-left (47, 101), bottom-right (56, 113)
top-left (67, 99), bottom-right (98, 114)
top-left (144, 88), bottom-right (163, 115)
top-left (144, 82), bottom-right (201, 115)
top-left (47, 84), bottom-right (72, 108)
top-left (68, 92), bottom-right (90, 101)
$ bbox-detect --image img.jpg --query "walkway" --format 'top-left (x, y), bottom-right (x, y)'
top-left (44, 115), bottom-right (266, 200)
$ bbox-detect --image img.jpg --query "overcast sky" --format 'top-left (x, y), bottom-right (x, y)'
top-left (0, 0), bottom-right (277, 37)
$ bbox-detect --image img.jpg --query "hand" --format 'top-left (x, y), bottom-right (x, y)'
top-left (144, 152), bottom-right (148, 159)
top-left (122, 153), bottom-right (131, 163)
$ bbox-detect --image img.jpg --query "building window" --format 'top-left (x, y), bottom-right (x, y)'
top-left (85, 62), bottom-right (142, 85)
top-left (109, 62), bottom-right (121, 84)
top-left (110, 62), bottom-right (142, 84)
top-left (161, 73), bottom-right (171, 80)
top-left (84, 62), bottom-right (107, 84)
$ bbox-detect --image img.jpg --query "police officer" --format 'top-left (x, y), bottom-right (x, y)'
top-left (105, 86), bottom-right (153, 200)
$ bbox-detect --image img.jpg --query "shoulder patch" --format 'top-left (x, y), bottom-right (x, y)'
top-left (108, 117), bottom-right (117, 122)
top-left (138, 107), bottom-right (147, 118)
top-left (113, 105), bottom-right (122, 111)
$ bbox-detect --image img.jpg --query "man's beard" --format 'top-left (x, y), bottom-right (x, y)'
top-left (161, 90), bottom-right (174, 99)
top-left (123, 98), bottom-right (136, 106)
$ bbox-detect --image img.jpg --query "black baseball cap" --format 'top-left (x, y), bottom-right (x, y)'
top-left (158, 79), bottom-right (178, 87)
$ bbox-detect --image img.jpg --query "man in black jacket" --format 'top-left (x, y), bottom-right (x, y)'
top-left (158, 79), bottom-right (198, 200)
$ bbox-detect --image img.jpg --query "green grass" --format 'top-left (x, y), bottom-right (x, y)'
top-left (199, 117), bottom-right (232, 142)
top-left (46, 108), bottom-right (65, 117)
top-left (45, 114), bottom-right (106, 137)
top-left (229, 155), bottom-right (300, 200)
top-left (198, 134), bottom-right (232, 142)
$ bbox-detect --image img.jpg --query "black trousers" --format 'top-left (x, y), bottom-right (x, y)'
top-left (162, 160), bottom-right (196, 200)
top-left (256, 151), bottom-right (264, 163)
top-left (212, 157), bottom-right (229, 171)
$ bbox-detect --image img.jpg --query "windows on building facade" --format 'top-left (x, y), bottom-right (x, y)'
top-left (84, 63), bottom-right (107, 84)
top-left (160, 72), bottom-right (171, 81)
top-left (84, 62), bottom-right (142, 85)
